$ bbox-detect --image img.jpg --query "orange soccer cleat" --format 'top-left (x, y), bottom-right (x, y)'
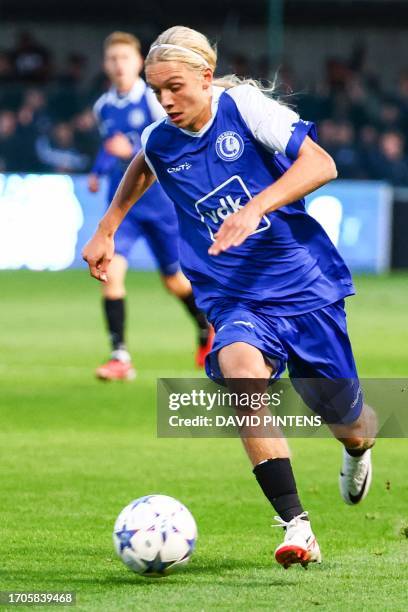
top-left (195, 325), bottom-right (215, 369)
top-left (95, 358), bottom-right (136, 381)
top-left (273, 512), bottom-right (321, 569)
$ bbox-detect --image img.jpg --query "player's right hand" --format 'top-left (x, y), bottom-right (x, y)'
top-left (82, 230), bottom-right (114, 282)
top-left (88, 174), bottom-right (100, 193)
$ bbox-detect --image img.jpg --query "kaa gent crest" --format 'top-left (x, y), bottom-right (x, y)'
top-left (215, 131), bottom-right (244, 162)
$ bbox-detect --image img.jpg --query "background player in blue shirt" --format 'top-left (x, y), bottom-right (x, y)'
top-left (83, 26), bottom-right (377, 568)
top-left (88, 31), bottom-right (213, 380)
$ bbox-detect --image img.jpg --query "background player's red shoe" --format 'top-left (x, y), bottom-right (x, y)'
top-left (195, 326), bottom-right (215, 368)
top-left (95, 359), bottom-right (136, 381)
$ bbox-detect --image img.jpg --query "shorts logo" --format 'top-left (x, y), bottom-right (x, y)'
top-left (215, 131), bottom-right (244, 162)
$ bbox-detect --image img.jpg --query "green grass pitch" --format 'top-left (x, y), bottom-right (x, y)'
top-left (1, 270), bottom-right (408, 611)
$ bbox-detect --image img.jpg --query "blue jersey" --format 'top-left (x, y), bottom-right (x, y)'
top-left (141, 84), bottom-right (354, 315)
top-left (92, 78), bottom-right (173, 220)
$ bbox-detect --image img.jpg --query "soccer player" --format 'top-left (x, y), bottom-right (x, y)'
top-left (83, 26), bottom-right (377, 568)
top-left (88, 31), bottom-right (213, 380)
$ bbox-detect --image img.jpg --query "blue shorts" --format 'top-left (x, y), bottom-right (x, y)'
top-left (205, 299), bottom-right (363, 425)
top-left (108, 173), bottom-right (180, 276)
top-left (115, 210), bottom-right (180, 276)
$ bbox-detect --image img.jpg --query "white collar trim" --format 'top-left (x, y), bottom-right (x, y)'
top-left (106, 78), bottom-right (146, 107)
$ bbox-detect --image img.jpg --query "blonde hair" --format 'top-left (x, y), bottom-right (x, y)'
top-left (145, 25), bottom-right (277, 97)
top-left (104, 31), bottom-right (141, 54)
top-left (146, 26), bottom-right (216, 72)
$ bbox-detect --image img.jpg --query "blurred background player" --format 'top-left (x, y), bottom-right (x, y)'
top-left (88, 32), bottom-right (213, 380)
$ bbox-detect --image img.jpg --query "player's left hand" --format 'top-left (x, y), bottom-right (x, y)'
top-left (208, 202), bottom-right (263, 255)
top-left (105, 133), bottom-right (134, 159)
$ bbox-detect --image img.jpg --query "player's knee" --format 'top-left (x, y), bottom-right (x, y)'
top-left (101, 277), bottom-right (126, 299)
top-left (338, 436), bottom-right (375, 451)
top-left (332, 402), bottom-right (377, 445)
top-left (230, 366), bottom-right (268, 379)
top-left (162, 272), bottom-right (190, 298)
top-left (102, 287), bottom-right (126, 299)
top-left (219, 358), bottom-right (269, 380)
top-left (162, 275), bottom-right (178, 294)
top-left (219, 344), bottom-right (271, 380)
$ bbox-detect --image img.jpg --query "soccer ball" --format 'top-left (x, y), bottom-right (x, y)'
top-left (113, 494), bottom-right (197, 577)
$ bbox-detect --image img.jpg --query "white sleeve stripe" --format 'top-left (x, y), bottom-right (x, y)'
top-left (144, 153), bottom-right (157, 177)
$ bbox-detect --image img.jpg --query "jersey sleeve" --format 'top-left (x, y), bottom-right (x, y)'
top-left (91, 146), bottom-right (117, 176)
top-left (92, 96), bottom-right (107, 138)
top-left (145, 87), bottom-right (167, 122)
top-left (227, 84), bottom-right (317, 160)
top-left (140, 122), bottom-right (162, 177)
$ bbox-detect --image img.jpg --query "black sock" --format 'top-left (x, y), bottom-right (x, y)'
top-left (180, 292), bottom-right (209, 346)
top-left (103, 298), bottom-right (126, 352)
top-left (346, 447), bottom-right (367, 457)
top-left (253, 458), bottom-right (305, 522)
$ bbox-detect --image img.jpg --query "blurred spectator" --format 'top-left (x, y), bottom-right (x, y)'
top-left (317, 119), bottom-right (337, 154)
top-left (346, 77), bottom-right (371, 128)
top-left (36, 122), bottom-right (89, 173)
top-left (349, 43), bottom-right (367, 74)
top-left (0, 50), bottom-right (13, 83)
top-left (72, 109), bottom-right (99, 159)
top-left (397, 70), bottom-right (408, 111)
top-left (330, 91), bottom-right (353, 122)
top-left (16, 92), bottom-right (49, 172)
top-left (325, 58), bottom-right (352, 93)
top-left (297, 89), bottom-right (331, 122)
top-left (319, 120), bottom-right (364, 179)
top-left (57, 53), bottom-right (87, 89)
top-left (370, 131), bottom-right (408, 186)
top-left (358, 124), bottom-right (380, 179)
top-left (0, 111), bottom-right (20, 171)
top-left (397, 70), bottom-right (408, 135)
top-left (0, 51), bottom-right (22, 110)
top-left (10, 31), bottom-right (51, 83)
top-left (19, 88), bottom-right (51, 133)
top-left (51, 54), bottom-right (88, 121)
top-left (333, 121), bottom-right (365, 179)
top-left (377, 99), bottom-right (404, 132)
top-left (231, 54), bottom-right (251, 78)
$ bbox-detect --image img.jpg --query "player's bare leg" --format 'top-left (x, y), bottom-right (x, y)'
top-left (218, 342), bottom-right (321, 569)
top-left (218, 342), bottom-right (288, 462)
top-left (161, 271), bottom-right (214, 368)
top-left (329, 404), bottom-right (377, 505)
top-left (103, 253), bottom-right (128, 301)
top-left (96, 254), bottom-right (136, 381)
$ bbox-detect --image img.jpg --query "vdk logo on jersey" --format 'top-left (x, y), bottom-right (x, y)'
top-left (215, 131), bottom-right (244, 162)
top-left (195, 175), bottom-right (271, 241)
